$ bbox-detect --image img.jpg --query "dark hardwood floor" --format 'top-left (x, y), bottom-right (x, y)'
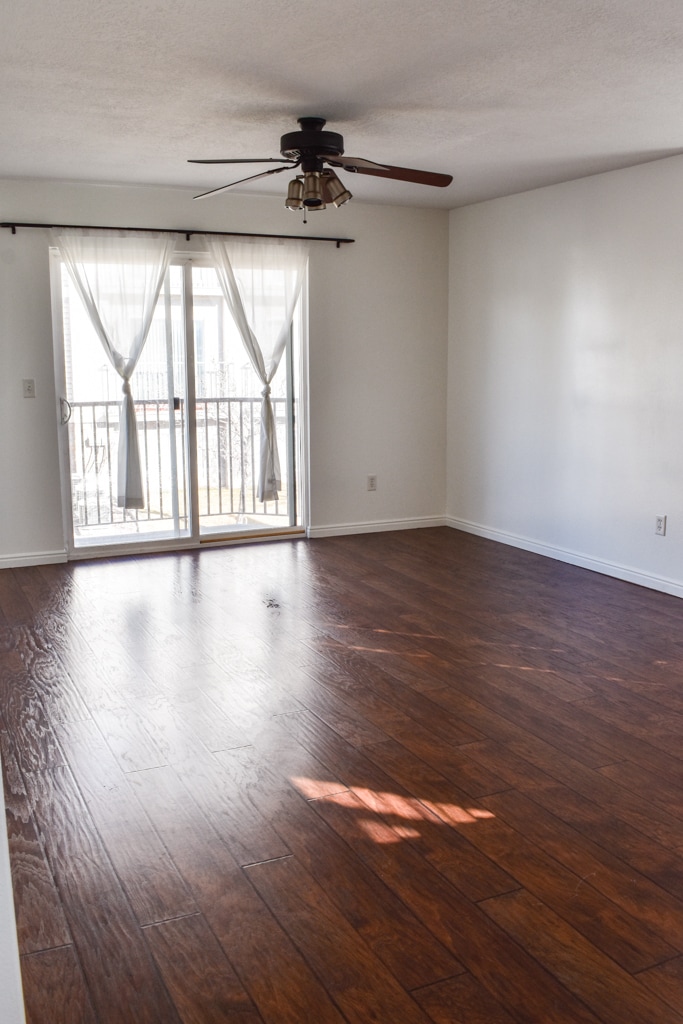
top-left (3, 527), bottom-right (683, 1022)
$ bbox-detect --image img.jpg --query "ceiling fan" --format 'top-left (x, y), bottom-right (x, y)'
top-left (188, 116), bottom-right (453, 211)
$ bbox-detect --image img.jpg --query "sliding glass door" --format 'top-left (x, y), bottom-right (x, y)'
top-left (191, 265), bottom-right (298, 536)
top-left (53, 256), bottom-right (305, 554)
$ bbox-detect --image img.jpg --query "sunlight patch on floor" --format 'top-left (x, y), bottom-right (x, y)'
top-left (291, 776), bottom-right (495, 844)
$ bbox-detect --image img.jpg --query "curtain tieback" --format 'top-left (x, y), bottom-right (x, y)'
top-left (122, 380), bottom-right (132, 397)
top-left (261, 385), bottom-right (271, 398)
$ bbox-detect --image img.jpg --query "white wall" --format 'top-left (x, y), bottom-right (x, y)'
top-left (308, 202), bottom-right (448, 532)
top-left (0, 180), bottom-right (449, 562)
top-left (448, 154), bottom-right (683, 596)
top-left (0, 753), bottom-right (25, 1024)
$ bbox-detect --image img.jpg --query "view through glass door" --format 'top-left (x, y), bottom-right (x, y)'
top-left (192, 265), bottom-right (298, 536)
top-left (55, 256), bottom-right (304, 552)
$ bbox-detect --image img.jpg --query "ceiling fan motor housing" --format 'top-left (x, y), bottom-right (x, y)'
top-left (280, 117), bottom-right (344, 172)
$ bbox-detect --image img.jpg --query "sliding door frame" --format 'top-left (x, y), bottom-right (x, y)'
top-left (51, 250), bottom-right (309, 560)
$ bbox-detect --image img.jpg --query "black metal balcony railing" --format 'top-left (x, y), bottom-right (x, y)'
top-left (68, 397), bottom-right (288, 534)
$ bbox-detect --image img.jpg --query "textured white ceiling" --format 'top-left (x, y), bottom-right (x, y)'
top-left (3, 0), bottom-right (683, 208)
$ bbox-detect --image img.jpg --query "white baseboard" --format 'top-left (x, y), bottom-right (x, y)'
top-left (308, 515), bottom-right (448, 539)
top-left (0, 550), bottom-right (67, 570)
top-left (3, 522), bottom-right (678, 601)
top-left (446, 516), bottom-right (683, 600)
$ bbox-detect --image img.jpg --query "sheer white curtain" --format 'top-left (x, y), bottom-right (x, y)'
top-left (53, 228), bottom-right (177, 509)
top-left (206, 236), bottom-right (308, 503)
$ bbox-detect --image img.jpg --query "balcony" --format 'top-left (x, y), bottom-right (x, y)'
top-left (68, 396), bottom-right (290, 542)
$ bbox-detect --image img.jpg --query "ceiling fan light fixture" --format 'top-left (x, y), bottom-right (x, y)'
top-left (302, 171), bottom-right (325, 207)
top-left (189, 116), bottom-right (453, 204)
top-left (285, 177), bottom-right (304, 210)
top-left (322, 169), bottom-right (353, 208)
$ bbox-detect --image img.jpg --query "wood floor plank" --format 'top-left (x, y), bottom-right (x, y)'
top-left (18, 563), bottom-right (76, 616)
top-left (525, 781), bottom-right (683, 897)
top-left (59, 621), bottom-right (161, 708)
top-left (411, 973), bottom-right (518, 1024)
top-left (295, 684), bottom-right (391, 747)
top-left (55, 718), bottom-right (198, 926)
top-left (311, 607), bottom-right (464, 682)
top-left (637, 956), bottom-right (683, 1016)
top-left (245, 854), bottom-right (435, 1024)
top-left (196, 663), bottom-right (308, 739)
top-left (1, 728), bottom-right (72, 954)
top-left (90, 702), bottom-right (169, 773)
top-left (144, 689), bottom-right (249, 755)
top-left (130, 764), bottom-right (347, 1024)
top-left (419, 693), bottom-right (683, 851)
top-left (357, 736), bottom-right (676, 971)
top-left (0, 656), bottom-right (66, 776)
top-left (0, 569), bottom-right (37, 625)
top-left (55, 655), bottom-right (159, 717)
top-left (5, 528), bottom-right (683, 1024)
top-left (123, 695), bottom-right (209, 765)
top-left (425, 663), bottom-right (619, 769)
top-left (485, 787), bottom-right (683, 951)
top-left (26, 660), bottom-right (92, 728)
top-left (481, 888), bottom-right (683, 1024)
top-left (455, 737), bottom-right (557, 791)
top-left (277, 711), bottom-right (519, 902)
top-left (523, 686), bottom-right (683, 780)
top-left (214, 733), bottom-right (465, 990)
top-left (284, 706), bottom-right (503, 798)
top-left (586, 660), bottom-right (683, 716)
top-left (20, 946), bottom-right (97, 1024)
top-left (143, 913), bottom-right (264, 1023)
top-left (22, 764), bottom-right (182, 1024)
top-left (577, 688), bottom-right (683, 746)
top-left (305, 633), bottom-right (483, 747)
top-left (313, 789), bottom-right (603, 1024)
top-left (464, 802), bottom-right (677, 972)
top-left (4, 623), bottom-right (92, 727)
top-left (507, 743), bottom-right (683, 850)
top-left (170, 749), bottom-right (291, 867)
top-left (597, 758), bottom-right (683, 822)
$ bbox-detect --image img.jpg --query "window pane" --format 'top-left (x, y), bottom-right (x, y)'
top-left (61, 265), bottom-right (189, 545)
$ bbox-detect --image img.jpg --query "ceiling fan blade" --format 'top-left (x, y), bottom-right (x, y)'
top-left (323, 155), bottom-right (389, 171)
top-left (193, 163), bottom-right (297, 200)
top-left (330, 156), bottom-right (452, 187)
top-left (188, 158), bottom-right (294, 165)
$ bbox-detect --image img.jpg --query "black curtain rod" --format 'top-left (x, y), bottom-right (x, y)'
top-left (0, 221), bottom-right (354, 248)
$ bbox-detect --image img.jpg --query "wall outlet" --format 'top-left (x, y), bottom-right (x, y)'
top-left (22, 378), bottom-right (36, 398)
top-left (655, 514), bottom-right (667, 536)
top-left (367, 474), bottom-right (377, 491)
